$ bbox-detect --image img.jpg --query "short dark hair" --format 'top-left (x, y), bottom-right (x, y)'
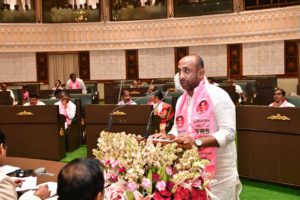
top-left (57, 158), bottom-right (105, 200)
top-left (0, 130), bottom-right (6, 145)
top-left (56, 80), bottom-right (62, 85)
top-left (154, 90), bottom-right (163, 100)
top-left (275, 88), bottom-right (286, 96)
top-left (70, 73), bottom-right (76, 79)
top-left (29, 93), bottom-right (39, 99)
top-left (121, 89), bottom-right (130, 96)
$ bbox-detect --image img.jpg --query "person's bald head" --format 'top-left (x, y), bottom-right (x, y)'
top-left (178, 55), bottom-right (205, 96)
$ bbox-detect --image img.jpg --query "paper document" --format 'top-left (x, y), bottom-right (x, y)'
top-left (2, 165), bottom-right (20, 175)
top-left (11, 176), bottom-right (37, 192)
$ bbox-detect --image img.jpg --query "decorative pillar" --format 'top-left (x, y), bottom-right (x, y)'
top-left (167, 0), bottom-right (173, 18)
top-left (101, 0), bottom-right (110, 22)
top-left (35, 0), bottom-right (42, 23)
top-left (233, 0), bottom-right (244, 13)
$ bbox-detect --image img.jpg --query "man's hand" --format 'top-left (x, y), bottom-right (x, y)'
top-left (172, 135), bottom-right (196, 146)
top-left (62, 100), bottom-right (68, 109)
top-left (34, 185), bottom-right (50, 200)
top-left (148, 133), bottom-right (175, 140)
top-left (14, 179), bottom-right (25, 187)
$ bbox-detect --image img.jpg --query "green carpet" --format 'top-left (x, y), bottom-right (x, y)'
top-left (60, 145), bottom-right (87, 163)
top-left (240, 178), bottom-right (300, 200)
top-left (61, 145), bottom-right (300, 199)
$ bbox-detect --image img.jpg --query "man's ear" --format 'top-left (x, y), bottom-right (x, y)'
top-left (198, 68), bottom-right (205, 79)
top-left (95, 192), bottom-right (103, 200)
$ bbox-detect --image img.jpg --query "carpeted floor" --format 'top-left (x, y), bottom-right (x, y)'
top-left (61, 145), bottom-right (300, 199)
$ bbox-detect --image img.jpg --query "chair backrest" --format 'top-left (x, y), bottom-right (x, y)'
top-left (286, 96), bottom-right (300, 107)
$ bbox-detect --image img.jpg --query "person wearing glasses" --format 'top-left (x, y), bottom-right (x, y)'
top-left (269, 88), bottom-right (295, 107)
top-left (0, 130), bottom-right (50, 200)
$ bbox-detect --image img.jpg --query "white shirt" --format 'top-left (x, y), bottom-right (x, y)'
top-left (66, 78), bottom-right (87, 94)
top-left (174, 73), bottom-right (184, 92)
top-left (117, 100), bottom-right (137, 105)
top-left (55, 100), bottom-right (76, 128)
top-left (269, 100), bottom-right (295, 107)
top-left (169, 83), bottom-right (241, 200)
top-left (23, 100), bottom-right (46, 106)
top-left (234, 84), bottom-right (243, 103)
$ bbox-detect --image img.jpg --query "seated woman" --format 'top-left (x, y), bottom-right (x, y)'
top-left (21, 85), bottom-right (29, 105)
top-left (147, 90), bottom-right (174, 133)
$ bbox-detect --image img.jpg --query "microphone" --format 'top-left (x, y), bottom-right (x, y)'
top-left (107, 90), bottom-right (159, 131)
top-left (144, 91), bottom-right (169, 138)
top-left (34, 167), bottom-right (54, 176)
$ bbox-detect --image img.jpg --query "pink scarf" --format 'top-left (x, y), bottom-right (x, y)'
top-left (175, 78), bottom-right (217, 176)
top-left (69, 79), bottom-right (80, 89)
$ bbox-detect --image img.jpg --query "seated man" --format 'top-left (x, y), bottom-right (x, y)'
top-left (66, 73), bottom-right (87, 94)
top-left (0, 130), bottom-right (50, 200)
top-left (0, 83), bottom-right (16, 105)
top-left (117, 90), bottom-right (137, 105)
top-left (23, 94), bottom-right (46, 106)
top-left (55, 92), bottom-right (76, 129)
top-left (147, 90), bottom-right (174, 133)
top-left (228, 79), bottom-right (247, 104)
top-left (269, 88), bottom-right (295, 107)
top-left (57, 158), bottom-right (105, 200)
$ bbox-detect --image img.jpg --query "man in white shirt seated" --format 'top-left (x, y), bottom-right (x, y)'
top-left (66, 73), bottom-right (87, 94)
top-left (23, 94), bottom-right (46, 106)
top-left (0, 83), bottom-right (16, 105)
top-left (55, 92), bottom-right (76, 129)
top-left (269, 88), bottom-right (295, 107)
top-left (228, 79), bottom-right (247, 104)
top-left (117, 90), bottom-right (137, 105)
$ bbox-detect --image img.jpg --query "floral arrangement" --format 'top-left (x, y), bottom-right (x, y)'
top-left (93, 131), bottom-right (214, 200)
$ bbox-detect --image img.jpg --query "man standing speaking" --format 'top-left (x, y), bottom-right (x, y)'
top-left (151, 54), bottom-right (241, 199)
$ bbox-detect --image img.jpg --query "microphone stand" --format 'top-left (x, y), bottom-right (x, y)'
top-left (144, 91), bottom-right (169, 138)
top-left (107, 90), bottom-right (159, 132)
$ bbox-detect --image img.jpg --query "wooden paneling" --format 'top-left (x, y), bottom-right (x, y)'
top-left (174, 47), bottom-right (189, 71)
top-left (79, 51), bottom-right (90, 80)
top-left (126, 50), bottom-right (139, 80)
top-left (284, 40), bottom-right (299, 75)
top-left (36, 52), bottom-right (48, 83)
top-left (227, 44), bottom-right (243, 78)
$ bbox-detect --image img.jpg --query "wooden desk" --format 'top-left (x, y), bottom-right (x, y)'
top-left (5, 157), bottom-right (65, 184)
top-left (0, 106), bottom-right (66, 160)
top-left (237, 105), bottom-right (300, 187)
top-left (85, 104), bottom-right (160, 157)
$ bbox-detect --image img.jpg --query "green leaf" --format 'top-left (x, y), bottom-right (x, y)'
top-left (146, 169), bottom-right (153, 195)
top-left (125, 191), bottom-right (134, 200)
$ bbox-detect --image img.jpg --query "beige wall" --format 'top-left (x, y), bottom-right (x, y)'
top-left (0, 6), bottom-right (299, 94)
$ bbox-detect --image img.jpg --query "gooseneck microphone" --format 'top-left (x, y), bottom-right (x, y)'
top-left (107, 90), bottom-right (159, 132)
top-left (144, 91), bottom-right (169, 138)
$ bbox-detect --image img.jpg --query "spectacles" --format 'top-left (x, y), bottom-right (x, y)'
top-left (274, 93), bottom-right (282, 96)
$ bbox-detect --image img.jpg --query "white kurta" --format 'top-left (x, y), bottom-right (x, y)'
top-left (66, 78), bottom-right (87, 94)
top-left (169, 83), bottom-right (241, 200)
top-left (269, 100), bottom-right (295, 107)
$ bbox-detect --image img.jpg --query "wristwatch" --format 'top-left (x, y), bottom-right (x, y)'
top-left (195, 138), bottom-right (202, 147)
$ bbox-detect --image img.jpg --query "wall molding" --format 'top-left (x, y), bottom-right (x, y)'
top-left (0, 6), bottom-right (299, 52)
